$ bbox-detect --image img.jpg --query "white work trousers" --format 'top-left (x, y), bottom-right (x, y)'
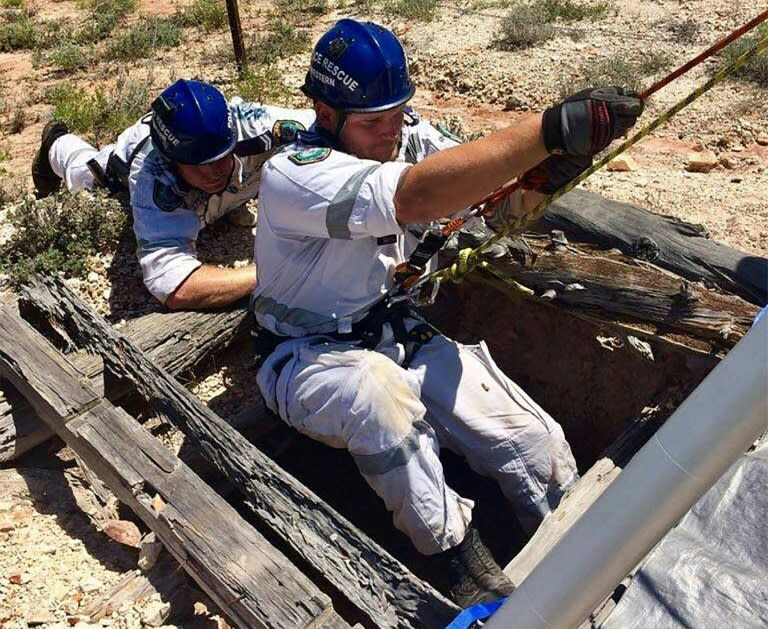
top-left (49, 134), bottom-right (112, 193)
top-left (257, 322), bottom-right (578, 555)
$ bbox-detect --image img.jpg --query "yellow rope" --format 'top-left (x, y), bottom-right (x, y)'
top-left (426, 34), bottom-right (768, 289)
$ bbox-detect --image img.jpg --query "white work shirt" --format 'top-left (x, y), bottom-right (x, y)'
top-left (252, 111), bottom-right (461, 336)
top-left (128, 99), bottom-right (315, 303)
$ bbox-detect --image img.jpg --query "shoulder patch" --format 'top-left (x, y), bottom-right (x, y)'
top-left (272, 119), bottom-right (307, 146)
top-left (436, 124), bottom-right (462, 143)
top-left (288, 147), bottom-right (331, 166)
top-left (152, 180), bottom-right (184, 212)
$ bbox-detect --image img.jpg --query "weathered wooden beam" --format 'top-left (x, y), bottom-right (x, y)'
top-left (0, 305), bottom-right (348, 629)
top-left (544, 189), bottom-right (768, 306)
top-left (482, 238), bottom-right (758, 347)
top-left (0, 304), bottom-right (250, 462)
top-left (19, 277), bottom-right (459, 629)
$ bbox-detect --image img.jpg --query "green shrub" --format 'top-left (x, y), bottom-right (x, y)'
top-left (496, 3), bottom-right (554, 50)
top-left (541, 0), bottom-right (610, 22)
top-left (383, 0), bottom-right (438, 21)
top-left (273, 0), bottom-right (329, 17)
top-left (559, 52), bottom-right (672, 95)
top-left (0, 191), bottom-right (130, 287)
top-left (496, 0), bottom-right (610, 50)
top-left (105, 15), bottom-right (184, 60)
top-left (75, 0), bottom-right (136, 43)
top-left (46, 76), bottom-right (152, 144)
top-left (235, 65), bottom-right (290, 105)
top-left (8, 104), bottom-right (26, 134)
top-left (250, 20), bottom-right (309, 64)
top-left (175, 0), bottom-right (227, 32)
top-left (721, 24), bottom-right (768, 88)
top-left (1, 0), bottom-right (24, 8)
top-left (0, 12), bottom-right (36, 51)
top-left (666, 17), bottom-right (700, 44)
top-left (48, 41), bottom-right (88, 73)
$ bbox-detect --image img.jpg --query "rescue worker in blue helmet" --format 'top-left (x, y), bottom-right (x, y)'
top-left (32, 79), bottom-right (314, 310)
top-left (251, 19), bottom-right (644, 606)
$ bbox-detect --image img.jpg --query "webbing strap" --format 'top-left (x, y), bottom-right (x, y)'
top-left (445, 598), bottom-right (507, 629)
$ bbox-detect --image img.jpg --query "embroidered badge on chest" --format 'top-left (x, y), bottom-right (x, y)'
top-left (272, 120), bottom-right (307, 146)
top-left (288, 147), bottom-right (331, 165)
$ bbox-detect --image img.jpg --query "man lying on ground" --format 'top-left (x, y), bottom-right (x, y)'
top-left (32, 79), bottom-right (314, 309)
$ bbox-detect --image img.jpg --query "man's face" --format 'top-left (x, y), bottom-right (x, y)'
top-left (320, 103), bottom-right (405, 163)
top-left (175, 154), bottom-right (234, 194)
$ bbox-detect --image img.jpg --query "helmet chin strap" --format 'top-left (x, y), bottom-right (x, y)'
top-left (332, 110), bottom-right (347, 144)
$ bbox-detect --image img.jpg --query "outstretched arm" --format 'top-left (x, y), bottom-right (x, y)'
top-left (394, 87), bottom-right (644, 224)
top-left (165, 264), bottom-right (256, 310)
top-left (395, 114), bottom-right (546, 224)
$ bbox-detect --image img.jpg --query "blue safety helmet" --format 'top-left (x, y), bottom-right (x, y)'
top-left (301, 19), bottom-right (415, 113)
top-left (149, 79), bottom-right (236, 165)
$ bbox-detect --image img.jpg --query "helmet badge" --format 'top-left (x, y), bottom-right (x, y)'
top-left (327, 37), bottom-right (348, 61)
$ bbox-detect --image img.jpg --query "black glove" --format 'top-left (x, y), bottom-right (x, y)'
top-left (518, 154), bottom-right (592, 194)
top-left (542, 87), bottom-right (644, 156)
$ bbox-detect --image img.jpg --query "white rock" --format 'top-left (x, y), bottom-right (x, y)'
top-left (757, 133), bottom-right (768, 146)
top-left (27, 610), bottom-right (58, 626)
top-left (79, 575), bottom-right (103, 593)
top-left (138, 535), bottom-right (163, 571)
top-left (50, 581), bottom-right (70, 601)
top-left (141, 600), bottom-right (171, 627)
top-left (685, 150), bottom-right (718, 173)
top-left (87, 271), bottom-right (100, 284)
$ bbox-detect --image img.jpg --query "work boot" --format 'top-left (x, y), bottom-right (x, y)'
top-left (32, 120), bottom-right (69, 198)
top-left (440, 526), bottom-right (516, 608)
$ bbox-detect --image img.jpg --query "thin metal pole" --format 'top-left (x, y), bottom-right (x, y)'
top-left (226, 0), bottom-right (248, 75)
top-left (485, 314), bottom-right (768, 629)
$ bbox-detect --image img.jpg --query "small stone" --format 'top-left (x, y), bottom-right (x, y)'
top-left (730, 177), bottom-right (743, 184)
top-left (607, 156), bottom-right (638, 172)
top-left (102, 520), bottom-right (142, 548)
top-left (141, 600), bottom-right (171, 627)
top-left (0, 518), bottom-right (14, 533)
top-left (685, 150), bottom-right (718, 173)
top-left (719, 156), bottom-right (736, 169)
top-left (757, 133), bottom-right (768, 146)
top-left (0, 501), bottom-right (13, 512)
top-left (87, 271), bottom-right (100, 284)
top-left (79, 575), bottom-right (103, 593)
top-left (51, 582), bottom-right (70, 601)
top-left (27, 610), bottom-right (58, 626)
top-left (138, 534), bottom-right (163, 571)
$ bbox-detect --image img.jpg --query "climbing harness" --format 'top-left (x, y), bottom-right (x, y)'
top-left (392, 11), bottom-right (768, 302)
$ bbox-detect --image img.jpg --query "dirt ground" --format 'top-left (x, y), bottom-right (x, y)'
top-left (0, 1), bottom-right (766, 627)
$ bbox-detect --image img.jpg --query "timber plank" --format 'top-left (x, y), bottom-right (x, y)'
top-left (483, 240), bottom-right (758, 347)
top-left (0, 305), bottom-right (348, 629)
top-left (19, 277), bottom-right (459, 629)
top-left (545, 189), bottom-right (768, 306)
top-left (0, 303), bottom-right (250, 462)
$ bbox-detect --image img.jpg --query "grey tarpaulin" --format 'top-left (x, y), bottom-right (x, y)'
top-left (603, 434), bottom-right (768, 629)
